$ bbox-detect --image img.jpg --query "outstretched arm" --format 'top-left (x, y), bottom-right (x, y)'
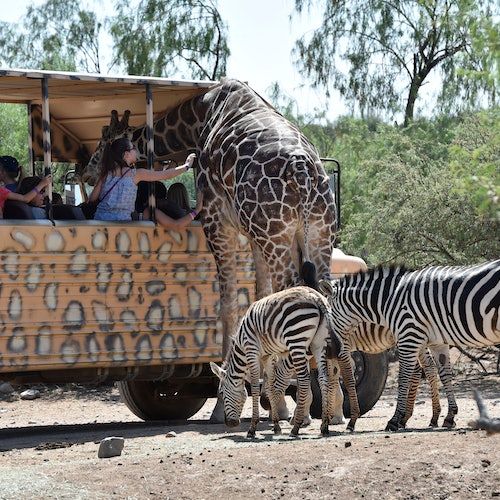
top-left (7, 175), bottom-right (52, 204)
top-left (145, 190), bottom-right (203, 230)
top-left (134, 153), bottom-right (196, 183)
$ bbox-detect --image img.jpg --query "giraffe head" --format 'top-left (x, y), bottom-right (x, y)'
top-left (81, 110), bottom-right (135, 184)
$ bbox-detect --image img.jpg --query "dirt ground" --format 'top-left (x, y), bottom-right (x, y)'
top-left (0, 357), bottom-right (499, 500)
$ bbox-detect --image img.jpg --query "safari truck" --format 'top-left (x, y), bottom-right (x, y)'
top-left (0, 69), bottom-right (387, 422)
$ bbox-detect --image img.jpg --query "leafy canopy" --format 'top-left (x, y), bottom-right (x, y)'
top-left (0, 0), bottom-right (229, 80)
top-left (293, 0), bottom-right (499, 126)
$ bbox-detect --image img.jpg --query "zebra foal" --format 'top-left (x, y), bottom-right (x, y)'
top-left (210, 286), bottom-right (359, 437)
top-left (319, 259), bottom-right (500, 431)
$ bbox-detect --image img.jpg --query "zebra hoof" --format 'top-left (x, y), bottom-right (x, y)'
top-left (246, 429), bottom-right (256, 439)
top-left (273, 424), bottom-right (282, 435)
top-left (346, 418), bottom-right (356, 432)
top-left (320, 423), bottom-right (330, 436)
top-left (290, 425), bottom-right (300, 437)
top-left (442, 418), bottom-right (456, 429)
top-left (429, 420), bottom-right (439, 428)
top-left (385, 420), bottom-right (399, 432)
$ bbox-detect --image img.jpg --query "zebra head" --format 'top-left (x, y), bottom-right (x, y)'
top-left (210, 361), bottom-right (247, 427)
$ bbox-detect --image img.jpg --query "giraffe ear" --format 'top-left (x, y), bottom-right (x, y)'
top-left (210, 362), bottom-right (226, 380)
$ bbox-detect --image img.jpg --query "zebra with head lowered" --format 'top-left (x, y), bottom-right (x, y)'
top-left (319, 259), bottom-right (500, 431)
top-left (210, 286), bottom-right (359, 437)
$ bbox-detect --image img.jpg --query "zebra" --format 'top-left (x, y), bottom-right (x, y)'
top-left (319, 259), bottom-right (500, 431)
top-left (210, 286), bottom-right (359, 437)
top-left (271, 322), bottom-right (444, 428)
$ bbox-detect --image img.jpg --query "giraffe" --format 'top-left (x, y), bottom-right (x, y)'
top-left (84, 79), bottom-right (337, 421)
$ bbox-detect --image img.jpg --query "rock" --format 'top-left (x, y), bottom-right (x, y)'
top-left (344, 441), bottom-right (352, 448)
top-left (0, 382), bottom-right (14, 395)
top-left (20, 389), bottom-right (41, 400)
top-left (98, 437), bottom-right (125, 458)
top-left (165, 431), bottom-right (177, 438)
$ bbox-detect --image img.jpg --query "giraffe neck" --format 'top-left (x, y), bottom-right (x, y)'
top-left (130, 92), bottom-right (210, 158)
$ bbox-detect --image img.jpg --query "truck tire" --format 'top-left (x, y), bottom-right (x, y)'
top-left (309, 351), bottom-right (388, 418)
top-left (118, 380), bottom-right (207, 421)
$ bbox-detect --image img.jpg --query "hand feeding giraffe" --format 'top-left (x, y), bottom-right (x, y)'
top-left (83, 79), bottom-right (337, 421)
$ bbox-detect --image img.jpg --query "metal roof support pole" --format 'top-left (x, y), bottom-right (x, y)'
top-left (41, 77), bottom-right (53, 218)
top-left (145, 83), bottom-right (156, 222)
top-left (27, 103), bottom-right (34, 175)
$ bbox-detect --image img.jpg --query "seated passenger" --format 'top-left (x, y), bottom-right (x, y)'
top-left (89, 138), bottom-right (195, 221)
top-left (134, 181), bottom-right (167, 214)
top-left (163, 182), bottom-right (192, 215)
top-left (52, 192), bottom-right (63, 205)
top-left (144, 189), bottom-right (203, 230)
top-left (16, 176), bottom-right (50, 219)
top-left (0, 175), bottom-right (51, 218)
top-left (0, 155), bottom-right (23, 192)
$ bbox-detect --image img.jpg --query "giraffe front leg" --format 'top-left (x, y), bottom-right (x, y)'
top-left (205, 221), bottom-right (240, 424)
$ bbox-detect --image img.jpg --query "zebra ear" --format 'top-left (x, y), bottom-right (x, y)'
top-left (210, 362), bottom-right (226, 380)
top-left (318, 279), bottom-right (335, 297)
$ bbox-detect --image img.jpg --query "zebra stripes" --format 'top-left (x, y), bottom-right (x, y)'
top-left (319, 259), bottom-right (500, 431)
top-left (210, 286), bottom-right (359, 437)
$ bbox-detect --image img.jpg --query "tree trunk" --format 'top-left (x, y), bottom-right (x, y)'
top-left (404, 79), bottom-right (420, 127)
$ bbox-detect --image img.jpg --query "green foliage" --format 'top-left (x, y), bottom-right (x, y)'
top-left (0, 104), bottom-right (29, 167)
top-left (0, 0), bottom-right (99, 71)
top-left (328, 110), bottom-right (499, 266)
top-left (110, 0), bottom-right (229, 80)
top-left (293, 0), bottom-right (499, 126)
top-left (0, 0), bottom-right (229, 80)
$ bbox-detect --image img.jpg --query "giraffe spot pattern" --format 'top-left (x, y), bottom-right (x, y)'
top-left (26, 263), bottom-right (43, 292)
top-left (11, 230), bottom-right (35, 250)
top-left (44, 283), bottom-right (58, 311)
top-left (3, 250), bottom-right (19, 279)
top-left (116, 269), bottom-right (133, 301)
top-left (45, 231), bottom-right (65, 252)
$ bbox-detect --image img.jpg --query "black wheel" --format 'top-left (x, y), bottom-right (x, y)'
top-left (308, 351), bottom-right (388, 418)
top-left (118, 380), bottom-right (207, 421)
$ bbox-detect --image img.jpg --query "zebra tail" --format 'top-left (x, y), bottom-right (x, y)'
top-left (301, 261), bottom-right (318, 290)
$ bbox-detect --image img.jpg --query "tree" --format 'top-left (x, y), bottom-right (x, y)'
top-left (0, 0), bottom-right (102, 72)
top-left (293, 0), bottom-right (499, 126)
top-left (0, 0), bottom-right (229, 80)
top-left (110, 0), bottom-right (229, 80)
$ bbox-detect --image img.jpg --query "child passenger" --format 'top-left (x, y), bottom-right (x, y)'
top-left (0, 155), bottom-right (23, 192)
top-left (0, 175), bottom-right (51, 218)
top-left (89, 138), bottom-right (197, 221)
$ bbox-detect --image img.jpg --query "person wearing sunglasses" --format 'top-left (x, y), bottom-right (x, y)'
top-left (89, 138), bottom-right (196, 221)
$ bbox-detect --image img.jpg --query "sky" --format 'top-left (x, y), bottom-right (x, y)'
top-left (0, 0), bottom-right (347, 121)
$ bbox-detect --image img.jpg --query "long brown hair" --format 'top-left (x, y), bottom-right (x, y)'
top-left (99, 137), bottom-right (132, 181)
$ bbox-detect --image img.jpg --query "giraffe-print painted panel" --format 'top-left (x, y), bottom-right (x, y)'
top-left (0, 223), bottom-right (254, 373)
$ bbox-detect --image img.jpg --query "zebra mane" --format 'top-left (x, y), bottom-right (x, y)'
top-left (340, 264), bottom-right (409, 287)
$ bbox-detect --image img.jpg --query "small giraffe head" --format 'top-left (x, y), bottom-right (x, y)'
top-left (82, 110), bottom-right (135, 184)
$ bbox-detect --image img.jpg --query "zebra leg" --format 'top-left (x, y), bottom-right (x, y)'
top-left (386, 337), bottom-right (421, 432)
top-left (337, 351), bottom-right (360, 431)
top-left (430, 345), bottom-right (458, 429)
top-left (329, 367), bottom-right (345, 425)
top-left (401, 347), bottom-right (442, 428)
top-left (420, 349), bottom-right (441, 427)
top-left (315, 349), bottom-right (330, 436)
top-left (290, 352), bottom-right (310, 436)
top-left (264, 358), bottom-right (284, 435)
top-left (247, 355), bottom-right (262, 438)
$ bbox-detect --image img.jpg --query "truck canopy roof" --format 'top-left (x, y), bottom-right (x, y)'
top-left (0, 68), bottom-right (217, 163)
